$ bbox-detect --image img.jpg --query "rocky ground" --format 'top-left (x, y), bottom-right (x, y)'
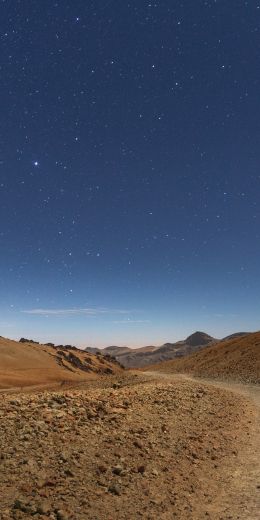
top-left (0, 372), bottom-right (259, 520)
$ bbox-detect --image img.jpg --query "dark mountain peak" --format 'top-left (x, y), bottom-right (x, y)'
top-left (185, 331), bottom-right (215, 347)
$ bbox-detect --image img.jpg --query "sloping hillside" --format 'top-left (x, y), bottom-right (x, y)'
top-left (145, 332), bottom-right (260, 384)
top-left (0, 337), bottom-right (123, 389)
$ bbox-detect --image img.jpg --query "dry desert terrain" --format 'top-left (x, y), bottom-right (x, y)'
top-left (0, 335), bottom-right (259, 519)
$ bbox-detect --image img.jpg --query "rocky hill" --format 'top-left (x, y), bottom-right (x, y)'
top-left (0, 337), bottom-right (123, 390)
top-left (185, 331), bottom-right (214, 346)
top-left (145, 332), bottom-right (260, 384)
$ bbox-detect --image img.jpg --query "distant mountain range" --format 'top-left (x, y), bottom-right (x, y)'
top-left (85, 331), bottom-right (250, 368)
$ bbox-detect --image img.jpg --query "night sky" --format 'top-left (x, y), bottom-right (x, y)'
top-left (1, 1), bottom-right (260, 347)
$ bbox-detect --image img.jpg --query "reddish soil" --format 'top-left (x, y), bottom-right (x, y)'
top-left (0, 337), bottom-right (122, 389)
top-left (0, 372), bottom-right (259, 520)
top-left (144, 332), bottom-right (260, 384)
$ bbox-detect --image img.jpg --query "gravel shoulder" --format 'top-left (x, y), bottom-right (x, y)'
top-left (0, 372), bottom-right (259, 520)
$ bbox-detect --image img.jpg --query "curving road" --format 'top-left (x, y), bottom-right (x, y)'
top-left (145, 371), bottom-right (260, 519)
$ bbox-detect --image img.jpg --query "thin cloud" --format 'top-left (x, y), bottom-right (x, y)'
top-left (112, 320), bottom-right (151, 324)
top-left (22, 307), bottom-right (131, 317)
top-left (213, 313), bottom-right (239, 319)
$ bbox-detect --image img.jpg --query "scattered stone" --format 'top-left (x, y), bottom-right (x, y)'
top-left (0, 372), bottom-right (256, 520)
top-left (56, 510), bottom-right (69, 520)
top-left (113, 383), bottom-right (121, 389)
top-left (97, 464), bottom-right (107, 474)
top-left (36, 502), bottom-right (50, 515)
top-left (13, 499), bottom-right (27, 512)
top-left (112, 465), bottom-right (124, 475)
top-left (108, 484), bottom-right (121, 496)
top-left (133, 440), bottom-right (143, 449)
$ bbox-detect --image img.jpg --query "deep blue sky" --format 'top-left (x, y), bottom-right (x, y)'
top-left (0, 1), bottom-right (259, 347)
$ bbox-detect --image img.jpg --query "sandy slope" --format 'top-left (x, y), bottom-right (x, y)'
top-left (0, 337), bottom-right (122, 389)
top-left (144, 332), bottom-right (260, 384)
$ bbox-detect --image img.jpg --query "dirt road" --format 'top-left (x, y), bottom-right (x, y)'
top-left (191, 375), bottom-right (260, 520)
top-left (146, 371), bottom-right (260, 519)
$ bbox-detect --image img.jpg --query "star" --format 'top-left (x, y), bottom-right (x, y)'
top-left (0, 0), bottom-right (258, 348)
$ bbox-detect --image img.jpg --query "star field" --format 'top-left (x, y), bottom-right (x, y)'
top-left (0, 1), bottom-right (260, 346)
